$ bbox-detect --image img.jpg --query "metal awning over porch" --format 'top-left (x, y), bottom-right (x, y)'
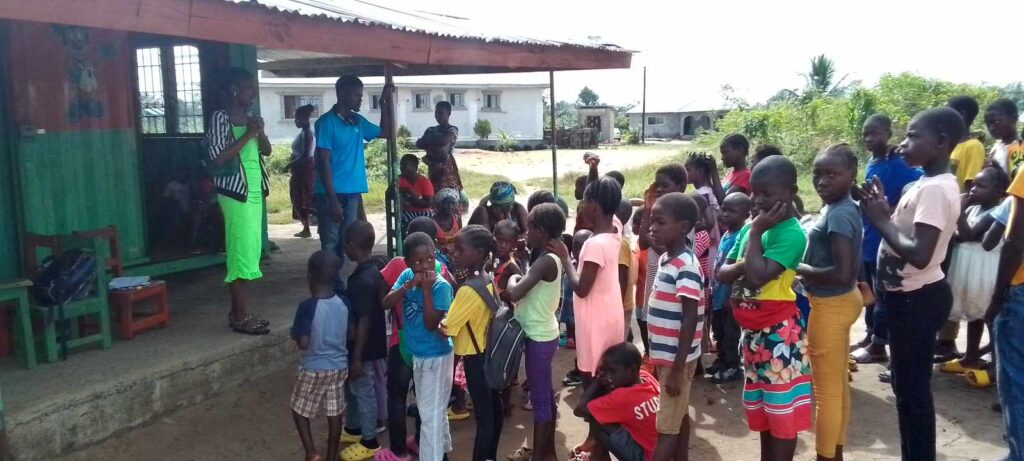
top-left (0, 0), bottom-right (632, 76)
top-left (0, 0), bottom-right (632, 261)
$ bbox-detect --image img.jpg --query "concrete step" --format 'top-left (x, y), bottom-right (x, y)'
top-left (1, 231), bottom-right (322, 460)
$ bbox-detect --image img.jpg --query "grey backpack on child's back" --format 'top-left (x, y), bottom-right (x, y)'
top-left (464, 276), bottom-right (526, 390)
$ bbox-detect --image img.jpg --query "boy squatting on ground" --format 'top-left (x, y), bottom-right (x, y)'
top-left (574, 343), bottom-right (660, 461)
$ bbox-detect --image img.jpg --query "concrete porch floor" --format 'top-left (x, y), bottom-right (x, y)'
top-left (0, 225), bottom-right (340, 459)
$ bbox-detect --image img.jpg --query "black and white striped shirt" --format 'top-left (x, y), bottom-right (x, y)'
top-left (204, 109), bottom-right (270, 202)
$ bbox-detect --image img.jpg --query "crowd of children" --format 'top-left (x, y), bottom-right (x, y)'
top-left (285, 95), bottom-right (1023, 461)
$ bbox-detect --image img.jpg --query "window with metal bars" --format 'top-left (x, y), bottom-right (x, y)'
top-left (134, 44), bottom-right (204, 135)
top-left (283, 95), bottom-right (322, 119)
top-left (446, 91), bottom-right (465, 109)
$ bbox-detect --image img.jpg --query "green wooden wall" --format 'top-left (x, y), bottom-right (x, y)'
top-left (17, 130), bottom-right (146, 261)
top-left (0, 106), bottom-right (17, 281)
top-left (0, 23), bottom-right (20, 280)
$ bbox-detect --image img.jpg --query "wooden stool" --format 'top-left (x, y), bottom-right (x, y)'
top-left (75, 227), bottom-right (170, 340)
top-left (0, 279), bottom-right (37, 369)
top-left (109, 281), bottom-right (169, 340)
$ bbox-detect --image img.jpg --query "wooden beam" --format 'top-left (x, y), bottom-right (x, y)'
top-left (0, 0), bottom-right (631, 73)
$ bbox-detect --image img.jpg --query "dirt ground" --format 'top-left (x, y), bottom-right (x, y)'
top-left (58, 222), bottom-right (1008, 461)
top-left (56, 340), bottom-right (1009, 461)
top-left (454, 143), bottom-right (685, 182)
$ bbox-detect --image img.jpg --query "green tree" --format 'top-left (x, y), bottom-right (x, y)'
top-left (577, 86), bottom-right (600, 106)
top-left (543, 98), bottom-right (579, 129)
top-left (695, 72), bottom-right (1001, 169)
top-left (496, 129), bottom-right (517, 152)
top-left (1005, 82), bottom-right (1024, 112)
top-left (803, 54), bottom-right (850, 97)
top-left (615, 116), bottom-right (631, 132)
top-left (474, 119), bottom-right (492, 140)
top-left (397, 125), bottom-right (413, 150)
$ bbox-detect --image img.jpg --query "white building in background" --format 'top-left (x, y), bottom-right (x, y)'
top-left (259, 74), bottom-right (548, 147)
top-left (626, 98), bottom-right (729, 140)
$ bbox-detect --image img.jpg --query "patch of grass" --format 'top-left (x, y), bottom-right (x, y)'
top-left (267, 175), bottom-right (293, 225)
top-left (266, 167), bottom-right (520, 225)
top-left (266, 142), bottom-right (823, 226)
top-left (524, 151), bottom-right (824, 214)
top-left (525, 152), bottom-right (689, 209)
top-left (797, 174), bottom-right (822, 214)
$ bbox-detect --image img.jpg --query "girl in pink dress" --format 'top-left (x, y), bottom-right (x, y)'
top-left (552, 176), bottom-right (625, 380)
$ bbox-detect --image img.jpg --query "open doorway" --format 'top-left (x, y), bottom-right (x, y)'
top-left (133, 39), bottom-right (224, 263)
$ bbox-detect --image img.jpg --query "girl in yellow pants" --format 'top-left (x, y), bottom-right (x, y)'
top-left (797, 145), bottom-right (863, 461)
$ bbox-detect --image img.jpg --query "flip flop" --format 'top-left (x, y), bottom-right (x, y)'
top-left (940, 359), bottom-right (969, 374)
top-left (850, 347), bottom-right (887, 364)
top-left (507, 446), bottom-right (533, 461)
top-left (373, 449), bottom-right (411, 461)
top-left (965, 369), bottom-right (993, 388)
top-left (569, 447), bottom-right (591, 461)
top-left (571, 441), bottom-right (596, 457)
top-left (448, 408), bottom-right (471, 421)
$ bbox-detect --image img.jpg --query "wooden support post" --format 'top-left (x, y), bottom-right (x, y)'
top-left (384, 63), bottom-right (401, 256)
top-left (549, 71), bottom-right (558, 197)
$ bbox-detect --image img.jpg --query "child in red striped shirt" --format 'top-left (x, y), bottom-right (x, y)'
top-left (645, 192), bottom-right (703, 461)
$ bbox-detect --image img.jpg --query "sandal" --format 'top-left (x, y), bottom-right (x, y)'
top-left (448, 408), bottom-right (471, 421)
top-left (965, 369), bottom-right (993, 388)
top-left (373, 449), bottom-right (411, 461)
top-left (229, 315), bottom-right (269, 335)
top-left (229, 313), bottom-right (269, 329)
top-left (405, 436), bottom-right (419, 454)
top-left (340, 443), bottom-right (379, 461)
top-left (569, 445), bottom-right (592, 461)
top-left (341, 428), bottom-right (362, 444)
top-left (850, 347), bottom-right (887, 364)
top-left (940, 358), bottom-right (986, 374)
top-left (507, 446), bottom-right (533, 461)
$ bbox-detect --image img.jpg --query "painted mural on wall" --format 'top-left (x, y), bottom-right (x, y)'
top-left (54, 25), bottom-right (106, 122)
top-left (9, 22), bottom-right (133, 131)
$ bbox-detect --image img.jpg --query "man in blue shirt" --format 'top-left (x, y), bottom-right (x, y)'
top-left (315, 75), bottom-right (392, 267)
top-left (852, 114), bottom-right (922, 366)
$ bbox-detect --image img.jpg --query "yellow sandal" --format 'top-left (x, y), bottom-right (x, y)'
top-left (340, 443), bottom-right (379, 461)
top-left (448, 407), bottom-right (471, 421)
top-left (940, 359), bottom-right (972, 374)
top-left (965, 369), bottom-right (993, 388)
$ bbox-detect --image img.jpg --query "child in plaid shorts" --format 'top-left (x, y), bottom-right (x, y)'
top-left (291, 250), bottom-right (352, 461)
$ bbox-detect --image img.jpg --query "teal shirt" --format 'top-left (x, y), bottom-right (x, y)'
top-left (313, 108), bottom-right (381, 194)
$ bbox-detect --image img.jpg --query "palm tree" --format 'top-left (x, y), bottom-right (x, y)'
top-left (803, 54), bottom-right (849, 97)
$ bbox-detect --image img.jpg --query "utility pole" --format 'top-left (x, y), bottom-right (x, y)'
top-left (641, 66), bottom-right (647, 144)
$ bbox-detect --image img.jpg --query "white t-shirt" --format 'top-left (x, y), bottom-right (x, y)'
top-left (876, 173), bottom-right (960, 292)
top-left (990, 139), bottom-right (1024, 176)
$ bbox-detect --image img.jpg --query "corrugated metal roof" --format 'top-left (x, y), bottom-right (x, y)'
top-left (229, 0), bottom-right (628, 51)
top-left (627, 97), bottom-right (730, 114)
top-left (260, 72), bottom-right (551, 86)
